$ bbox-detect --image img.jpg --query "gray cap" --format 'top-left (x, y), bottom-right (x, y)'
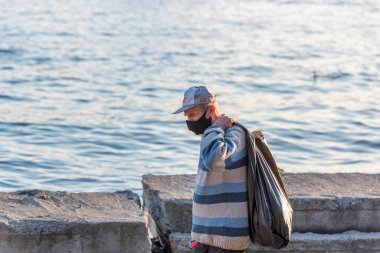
top-left (172, 86), bottom-right (215, 114)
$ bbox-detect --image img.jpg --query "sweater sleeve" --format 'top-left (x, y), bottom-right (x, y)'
top-left (200, 125), bottom-right (245, 171)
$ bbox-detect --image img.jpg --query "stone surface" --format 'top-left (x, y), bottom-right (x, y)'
top-left (142, 173), bottom-right (380, 243)
top-left (142, 174), bottom-right (194, 245)
top-left (170, 231), bottom-right (380, 253)
top-left (0, 190), bottom-right (150, 253)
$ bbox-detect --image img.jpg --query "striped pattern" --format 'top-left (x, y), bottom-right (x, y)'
top-left (193, 216), bottom-right (249, 228)
top-left (192, 224), bottom-right (249, 237)
top-left (191, 125), bottom-right (251, 251)
top-left (193, 191), bottom-right (248, 204)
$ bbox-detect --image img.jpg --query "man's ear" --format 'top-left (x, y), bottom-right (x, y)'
top-left (207, 104), bottom-right (216, 117)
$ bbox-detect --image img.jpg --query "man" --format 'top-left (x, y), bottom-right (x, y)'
top-left (173, 86), bottom-right (250, 253)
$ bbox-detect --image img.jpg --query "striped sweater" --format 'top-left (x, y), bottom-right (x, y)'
top-left (191, 124), bottom-right (251, 250)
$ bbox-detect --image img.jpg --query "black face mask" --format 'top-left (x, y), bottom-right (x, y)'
top-left (186, 109), bottom-right (212, 135)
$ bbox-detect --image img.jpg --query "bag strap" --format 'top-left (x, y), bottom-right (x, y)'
top-left (252, 130), bottom-right (264, 139)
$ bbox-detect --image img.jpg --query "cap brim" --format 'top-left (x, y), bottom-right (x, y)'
top-left (172, 104), bottom-right (197, 114)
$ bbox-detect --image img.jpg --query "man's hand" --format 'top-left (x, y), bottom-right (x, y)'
top-left (213, 114), bottom-right (235, 130)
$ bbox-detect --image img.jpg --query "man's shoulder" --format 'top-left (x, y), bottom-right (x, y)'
top-left (227, 124), bottom-right (246, 136)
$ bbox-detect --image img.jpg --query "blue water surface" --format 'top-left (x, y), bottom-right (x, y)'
top-left (0, 0), bottom-right (379, 194)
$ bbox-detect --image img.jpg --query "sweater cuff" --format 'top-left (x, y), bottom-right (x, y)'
top-left (203, 125), bottom-right (225, 135)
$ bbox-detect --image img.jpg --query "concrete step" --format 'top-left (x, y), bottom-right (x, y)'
top-left (169, 231), bottom-right (380, 253)
top-left (142, 173), bottom-right (380, 244)
top-left (0, 190), bottom-right (151, 253)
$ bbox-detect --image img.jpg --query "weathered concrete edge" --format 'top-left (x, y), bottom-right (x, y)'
top-left (142, 173), bottom-right (380, 242)
top-left (0, 222), bottom-right (151, 253)
top-left (142, 177), bottom-right (173, 245)
top-left (0, 190), bottom-right (151, 253)
top-left (142, 173), bottom-right (380, 210)
top-left (169, 231), bottom-right (380, 253)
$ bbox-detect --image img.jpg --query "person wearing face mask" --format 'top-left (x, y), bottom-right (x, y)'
top-left (173, 86), bottom-right (250, 253)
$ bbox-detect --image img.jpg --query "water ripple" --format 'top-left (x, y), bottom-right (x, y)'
top-left (0, 0), bottom-right (378, 193)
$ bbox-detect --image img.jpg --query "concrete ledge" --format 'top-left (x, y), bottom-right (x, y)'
top-left (169, 231), bottom-right (380, 253)
top-left (142, 174), bottom-right (194, 245)
top-left (142, 173), bottom-right (380, 243)
top-left (0, 190), bottom-right (150, 253)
